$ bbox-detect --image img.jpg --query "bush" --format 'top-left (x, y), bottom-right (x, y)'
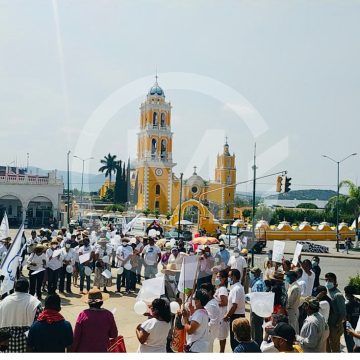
top-left (104, 204), bottom-right (125, 212)
top-left (348, 273), bottom-right (360, 295)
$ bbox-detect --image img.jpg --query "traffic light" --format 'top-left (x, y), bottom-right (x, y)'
top-left (284, 176), bottom-right (292, 193)
top-left (276, 176), bottom-right (283, 192)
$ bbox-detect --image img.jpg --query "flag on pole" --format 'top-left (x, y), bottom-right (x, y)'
top-left (122, 214), bottom-right (141, 235)
top-left (0, 212), bottom-right (9, 240)
top-left (0, 224), bottom-right (25, 295)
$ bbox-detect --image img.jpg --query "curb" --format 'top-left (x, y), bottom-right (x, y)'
top-left (284, 251), bottom-right (360, 260)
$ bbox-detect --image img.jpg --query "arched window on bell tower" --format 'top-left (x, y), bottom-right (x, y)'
top-left (161, 139), bottom-right (167, 160)
top-left (153, 112), bottom-right (158, 128)
top-left (155, 184), bottom-right (161, 195)
top-left (151, 138), bottom-right (157, 159)
top-left (160, 113), bottom-right (166, 128)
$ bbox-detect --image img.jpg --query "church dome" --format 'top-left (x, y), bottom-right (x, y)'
top-left (148, 83), bottom-right (165, 97)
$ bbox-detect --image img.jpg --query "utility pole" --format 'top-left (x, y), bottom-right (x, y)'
top-left (26, 153), bottom-right (29, 172)
top-left (178, 173), bottom-right (184, 242)
top-left (67, 151), bottom-right (71, 226)
top-left (251, 143), bottom-right (257, 267)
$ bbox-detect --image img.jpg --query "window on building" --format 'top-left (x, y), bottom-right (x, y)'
top-left (161, 113), bottom-right (166, 127)
top-left (151, 138), bottom-right (157, 159)
top-left (140, 183), bottom-right (143, 194)
top-left (227, 176), bottom-right (231, 185)
top-left (153, 112), bottom-right (158, 127)
top-left (161, 139), bottom-right (167, 160)
top-left (155, 201), bottom-right (160, 209)
top-left (156, 184), bottom-right (161, 195)
top-left (8, 205), bottom-right (12, 215)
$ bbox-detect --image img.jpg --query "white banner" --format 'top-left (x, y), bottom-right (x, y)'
top-left (177, 255), bottom-right (199, 293)
top-left (0, 212), bottom-right (9, 240)
top-left (272, 240), bottom-right (285, 263)
top-left (292, 243), bottom-right (303, 266)
top-left (136, 277), bottom-right (165, 303)
top-left (0, 225), bottom-right (25, 295)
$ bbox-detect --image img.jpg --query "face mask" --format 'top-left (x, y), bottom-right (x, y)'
top-left (168, 275), bottom-right (175, 281)
top-left (249, 273), bottom-right (255, 282)
top-left (205, 252), bottom-right (210, 256)
top-left (234, 253), bottom-right (240, 258)
top-left (214, 278), bottom-right (221, 286)
top-left (220, 247), bottom-right (225, 251)
top-left (51, 245), bottom-right (57, 249)
top-left (122, 242), bottom-right (127, 246)
top-left (65, 244), bottom-right (71, 249)
top-left (228, 278), bottom-right (233, 286)
top-left (326, 281), bottom-right (335, 290)
top-left (312, 261), bottom-right (318, 267)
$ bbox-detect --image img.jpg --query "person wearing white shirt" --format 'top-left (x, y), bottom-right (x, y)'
top-left (116, 238), bottom-right (133, 294)
top-left (136, 298), bottom-right (172, 353)
top-left (201, 283), bottom-right (221, 352)
top-left (214, 270), bottom-right (229, 353)
top-left (224, 269), bottom-right (246, 351)
top-left (59, 240), bottom-right (76, 294)
top-left (227, 249), bottom-right (247, 284)
top-left (110, 232), bottom-right (122, 267)
top-left (182, 290), bottom-right (210, 353)
top-left (26, 231), bottom-right (41, 254)
top-left (46, 240), bottom-right (62, 294)
top-left (142, 238), bottom-right (161, 280)
top-left (298, 260), bottom-right (316, 330)
top-left (78, 238), bottom-right (94, 294)
top-left (134, 237), bottom-right (144, 285)
top-left (27, 244), bottom-right (47, 300)
top-left (94, 238), bottom-right (113, 292)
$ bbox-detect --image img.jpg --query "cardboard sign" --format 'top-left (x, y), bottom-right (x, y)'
top-left (177, 255), bottom-right (198, 293)
top-left (102, 269), bottom-right (112, 279)
top-left (272, 241), bottom-right (285, 263)
top-left (79, 253), bottom-right (91, 264)
top-left (292, 243), bottom-right (303, 266)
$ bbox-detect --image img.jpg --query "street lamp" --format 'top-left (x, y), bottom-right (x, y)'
top-left (67, 151), bottom-right (71, 225)
top-left (322, 152), bottom-right (357, 252)
top-left (73, 156), bottom-right (94, 219)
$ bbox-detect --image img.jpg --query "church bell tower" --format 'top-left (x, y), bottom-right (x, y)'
top-left (135, 77), bottom-right (176, 214)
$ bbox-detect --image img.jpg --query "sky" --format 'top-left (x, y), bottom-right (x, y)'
top-left (1, 0), bottom-right (359, 194)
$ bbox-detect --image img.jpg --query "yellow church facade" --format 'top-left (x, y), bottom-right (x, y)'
top-left (134, 79), bottom-right (236, 221)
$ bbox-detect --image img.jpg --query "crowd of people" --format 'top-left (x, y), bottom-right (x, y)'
top-left (0, 223), bottom-right (359, 353)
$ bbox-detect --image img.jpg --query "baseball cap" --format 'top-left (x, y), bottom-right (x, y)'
top-left (268, 322), bottom-right (296, 343)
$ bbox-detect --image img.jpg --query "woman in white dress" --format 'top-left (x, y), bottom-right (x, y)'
top-left (214, 269), bottom-right (229, 353)
top-left (136, 298), bottom-right (172, 353)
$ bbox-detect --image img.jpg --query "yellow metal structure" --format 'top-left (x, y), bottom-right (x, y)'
top-left (169, 199), bottom-right (219, 233)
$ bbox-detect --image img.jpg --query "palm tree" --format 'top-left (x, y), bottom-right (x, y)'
top-left (99, 153), bottom-right (118, 185)
top-left (340, 179), bottom-right (360, 247)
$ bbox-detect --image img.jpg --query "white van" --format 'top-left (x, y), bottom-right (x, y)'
top-left (128, 217), bottom-right (158, 236)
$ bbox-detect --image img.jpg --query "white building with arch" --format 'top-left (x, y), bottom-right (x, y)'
top-left (0, 167), bottom-right (63, 227)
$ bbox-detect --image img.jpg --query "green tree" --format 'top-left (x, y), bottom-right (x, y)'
top-left (105, 204), bottom-right (125, 212)
top-left (99, 153), bottom-right (118, 184)
top-left (340, 180), bottom-right (360, 246)
top-left (154, 210), bottom-right (160, 218)
top-left (104, 187), bottom-right (114, 202)
top-left (242, 209), bottom-right (251, 219)
top-left (143, 208), bottom-right (151, 217)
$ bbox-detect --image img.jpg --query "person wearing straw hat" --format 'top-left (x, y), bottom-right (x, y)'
top-left (46, 240), bottom-right (62, 295)
top-left (78, 237), bottom-right (94, 295)
top-left (142, 237), bottom-right (161, 280)
top-left (161, 263), bottom-right (181, 301)
top-left (0, 237), bottom-right (11, 267)
top-left (27, 244), bottom-right (47, 300)
top-left (59, 240), bottom-right (76, 294)
top-left (72, 289), bottom-right (118, 352)
top-left (94, 238), bottom-right (113, 292)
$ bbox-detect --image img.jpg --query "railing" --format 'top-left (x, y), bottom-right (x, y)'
top-left (0, 174), bottom-right (62, 185)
